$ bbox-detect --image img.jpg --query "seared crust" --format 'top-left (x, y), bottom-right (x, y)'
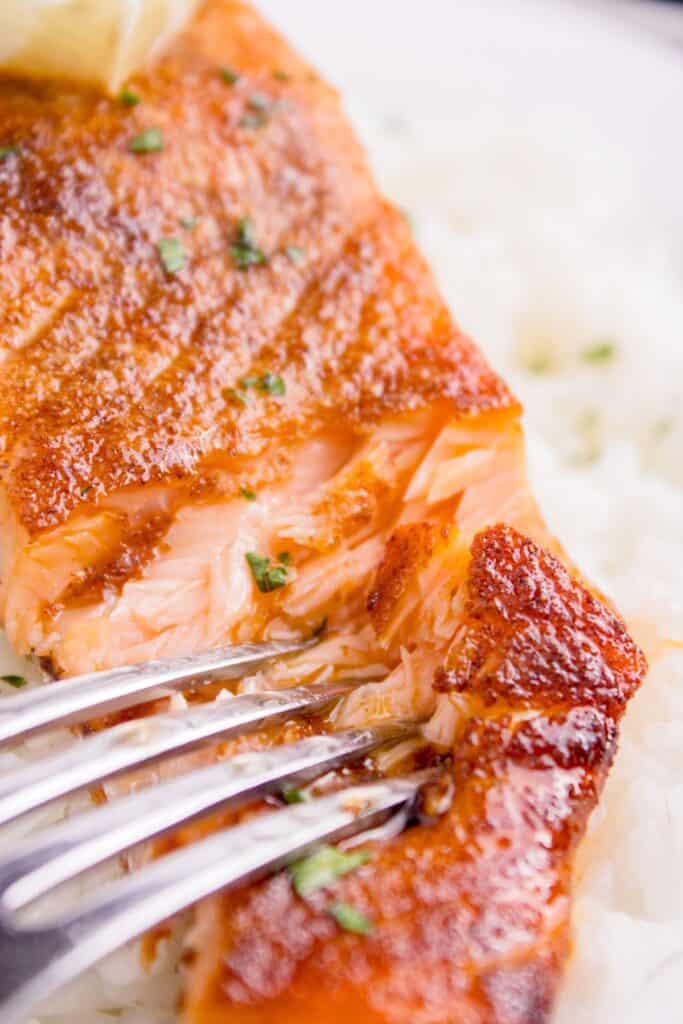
top-left (184, 526), bottom-right (646, 1024)
top-left (437, 524), bottom-right (645, 714)
top-left (367, 521), bottom-right (438, 634)
top-left (0, 0), bottom-right (513, 535)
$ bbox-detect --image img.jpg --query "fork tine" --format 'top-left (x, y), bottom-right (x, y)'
top-left (0, 775), bottom-right (426, 1024)
top-left (0, 637), bottom-right (317, 746)
top-left (0, 724), bottom-right (412, 912)
top-left (0, 681), bottom-right (353, 827)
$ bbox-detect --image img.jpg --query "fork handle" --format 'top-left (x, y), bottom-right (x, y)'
top-left (0, 638), bottom-right (315, 745)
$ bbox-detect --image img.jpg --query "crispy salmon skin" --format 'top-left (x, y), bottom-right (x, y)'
top-left (186, 526), bottom-right (644, 1024)
top-left (0, 2), bottom-right (645, 1023)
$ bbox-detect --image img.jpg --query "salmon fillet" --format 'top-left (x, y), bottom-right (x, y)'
top-left (0, 2), bottom-right (646, 1023)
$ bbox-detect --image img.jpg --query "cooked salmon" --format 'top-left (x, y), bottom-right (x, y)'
top-left (0, 2), bottom-right (646, 1023)
top-left (184, 525), bottom-right (645, 1024)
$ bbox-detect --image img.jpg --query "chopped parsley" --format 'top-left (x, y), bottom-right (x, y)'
top-left (329, 902), bottom-right (374, 935)
top-left (1, 674), bottom-right (28, 689)
top-left (526, 353), bottom-right (552, 375)
top-left (223, 387), bottom-right (250, 407)
top-left (285, 244), bottom-right (306, 265)
top-left (519, 341), bottom-right (554, 375)
top-left (239, 484), bottom-right (256, 501)
top-left (245, 551), bottom-right (290, 593)
top-left (179, 215), bottom-right (198, 230)
top-left (157, 237), bottom-right (186, 274)
top-left (581, 341), bottom-right (616, 364)
top-left (0, 145), bottom-right (20, 162)
top-left (225, 370), bottom-right (284, 408)
top-left (129, 127), bottom-right (163, 153)
top-left (273, 69), bottom-right (291, 81)
top-left (262, 372), bottom-right (286, 396)
top-left (220, 66), bottom-right (241, 85)
top-left (289, 845), bottom-right (371, 898)
top-left (118, 87), bottom-right (140, 107)
top-left (230, 217), bottom-right (268, 269)
top-left (239, 371), bottom-right (285, 396)
top-left (239, 93), bottom-right (272, 129)
top-left (282, 786), bottom-right (309, 804)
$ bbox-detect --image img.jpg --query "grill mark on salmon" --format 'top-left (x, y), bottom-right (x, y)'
top-left (0, 2), bottom-right (646, 1022)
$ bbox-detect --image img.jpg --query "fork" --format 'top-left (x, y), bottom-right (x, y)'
top-left (0, 636), bottom-right (427, 1023)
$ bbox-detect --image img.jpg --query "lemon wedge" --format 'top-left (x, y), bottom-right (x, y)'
top-left (0, 0), bottom-right (199, 94)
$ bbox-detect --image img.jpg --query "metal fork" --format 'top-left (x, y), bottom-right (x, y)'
top-left (0, 636), bottom-right (427, 1023)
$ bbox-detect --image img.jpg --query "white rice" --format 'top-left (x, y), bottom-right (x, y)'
top-left (354, 72), bottom-right (683, 1024)
top-left (3, 6), bottom-right (683, 1022)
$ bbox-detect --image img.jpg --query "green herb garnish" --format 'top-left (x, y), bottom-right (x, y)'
top-left (289, 845), bottom-right (371, 898)
top-left (0, 145), bottom-right (20, 162)
top-left (273, 69), bottom-right (291, 81)
top-left (227, 370), bottom-right (284, 408)
top-left (118, 88), bottom-right (140, 107)
top-left (239, 484), bottom-right (256, 501)
top-left (223, 387), bottom-right (250, 407)
top-left (179, 215), bottom-right (198, 230)
top-left (581, 341), bottom-right (616, 364)
top-left (129, 127), bottom-right (163, 153)
top-left (282, 786), bottom-right (308, 804)
top-left (220, 66), bottom-right (241, 85)
top-left (230, 217), bottom-right (268, 269)
top-left (285, 245), bottom-right (306, 264)
top-left (526, 354), bottom-right (552, 375)
top-left (1, 674), bottom-right (27, 689)
top-left (157, 237), bottom-right (186, 274)
top-left (519, 341), bottom-right (554, 374)
top-left (260, 371), bottom-right (285, 396)
top-left (245, 551), bottom-right (290, 593)
top-left (329, 902), bottom-right (374, 934)
top-left (239, 371), bottom-right (285, 396)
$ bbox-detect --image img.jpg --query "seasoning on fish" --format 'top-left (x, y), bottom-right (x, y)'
top-left (0, 3), bottom-right (646, 1022)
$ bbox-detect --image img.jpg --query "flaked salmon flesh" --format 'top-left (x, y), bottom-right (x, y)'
top-left (0, 2), bottom-right (646, 1022)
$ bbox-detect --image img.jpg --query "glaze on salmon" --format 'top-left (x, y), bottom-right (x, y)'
top-left (0, 2), bottom-right (646, 1023)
